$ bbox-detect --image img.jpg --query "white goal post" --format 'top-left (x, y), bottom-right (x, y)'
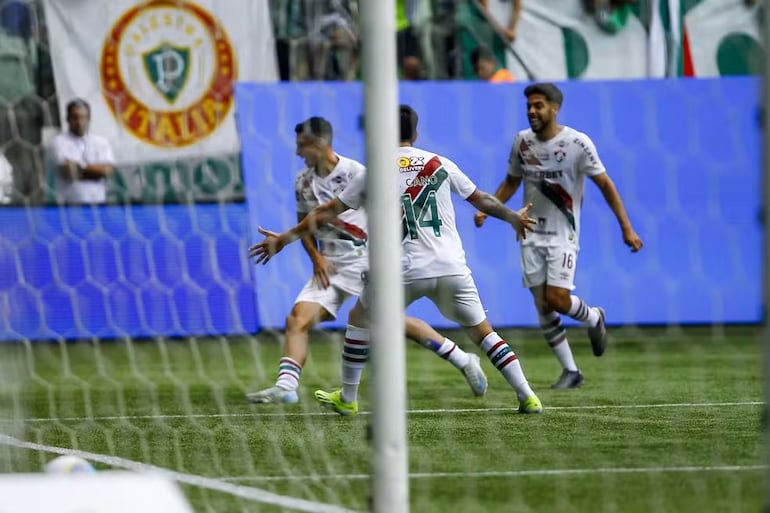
top-left (360, 1), bottom-right (410, 513)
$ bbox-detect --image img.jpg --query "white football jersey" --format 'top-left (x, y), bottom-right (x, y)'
top-left (339, 147), bottom-right (476, 281)
top-left (396, 146), bottom-right (478, 280)
top-left (295, 155), bottom-right (368, 268)
top-left (507, 126), bottom-right (605, 249)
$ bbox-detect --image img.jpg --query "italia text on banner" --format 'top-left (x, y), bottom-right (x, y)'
top-left (43, 0), bottom-right (277, 164)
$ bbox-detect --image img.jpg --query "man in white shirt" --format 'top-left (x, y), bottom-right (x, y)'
top-left (53, 99), bottom-right (115, 205)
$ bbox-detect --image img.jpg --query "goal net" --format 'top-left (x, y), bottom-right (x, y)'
top-left (0, 0), bottom-right (765, 512)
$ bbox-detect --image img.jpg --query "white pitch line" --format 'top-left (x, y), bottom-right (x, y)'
top-left (220, 464), bottom-right (768, 483)
top-left (0, 434), bottom-right (360, 513)
top-left (3, 400), bottom-right (762, 423)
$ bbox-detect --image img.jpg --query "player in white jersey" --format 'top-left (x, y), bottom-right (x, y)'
top-left (475, 83), bottom-right (643, 389)
top-left (246, 117), bottom-right (369, 404)
top-left (248, 116), bottom-right (489, 404)
top-left (251, 105), bottom-right (544, 415)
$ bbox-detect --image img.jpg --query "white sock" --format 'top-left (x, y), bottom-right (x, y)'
top-left (567, 296), bottom-right (600, 327)
top-left (424, 337), bottom-right (471, 370)
top-left (479, 332), bottom-right (535, 401)
top-left (539, 312), bottom-right (578, 372)
top-left (275, 357), bottom-right (302, 391)
top-left (341, 325), bottom-right (368, 403)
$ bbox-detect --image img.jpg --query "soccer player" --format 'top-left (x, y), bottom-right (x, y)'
top-left (474, 82), bottom-right (643, 389)
top-left (247, 116), bottom-right (488, 404)
top-left (251, 105), bottom-right (543, 415)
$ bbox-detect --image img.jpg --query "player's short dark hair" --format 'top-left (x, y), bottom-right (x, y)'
top-left (524, 83), bottom-right (563, 107)
top-left (470, 46), bottom-right (495, 67)
top-left (400, 104), bottom-right (418, 142)
top-left (66, 98), bottom-right (90, 117)
top-left (294, 116), bottom-right (333, 145)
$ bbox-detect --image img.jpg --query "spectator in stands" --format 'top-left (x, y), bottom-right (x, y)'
top-left (269, 0), bottom-right (308, 81)
top-left (310, 0), bottom-right (358, 80)
top-left (397, 0), bottom-right (424, 80)
top-left (471, 46), bottom-right (513, 83)
top-left (269, 0), bottom-right (359, 81)
top-left (479, 0), bottom-right (521, 43)
top-left (456, 0), bottom-right (520, 80)
top-left (53, 99), bottom-right (114, 205)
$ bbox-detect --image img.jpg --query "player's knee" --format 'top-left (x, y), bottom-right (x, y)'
top-left (286, 310), bottom-right (316, 333)
top-left (464, 319), bottom-right (493, 346)
top-left (532, 296), bottom-right (548, 314)
top-left (347, 300), bottom-right (368, 327)
top-left (544, 287), bottom-right (570, 312)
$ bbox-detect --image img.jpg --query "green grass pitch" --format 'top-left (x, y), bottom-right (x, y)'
top-left (0, 326), bottom-right (763, 512)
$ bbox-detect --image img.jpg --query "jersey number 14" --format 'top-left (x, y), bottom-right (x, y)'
top-left (401, 192), bottom-right (443, 239)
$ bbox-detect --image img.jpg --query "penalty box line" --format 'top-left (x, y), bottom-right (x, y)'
top-left (5, 400), bottom-right (763, 423)
top-left (221, 463), bottom-right (769, 483)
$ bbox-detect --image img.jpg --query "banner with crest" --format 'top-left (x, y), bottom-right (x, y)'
top-left (484, 0), bottom-right (760, 81)
top-left (43, 0), bottom-right (277, 164)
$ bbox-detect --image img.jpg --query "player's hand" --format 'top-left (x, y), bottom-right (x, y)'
top-left (504, 28), bottom-right (517, 42)
top-left (474, 211), bottom-right (488, 227)
top-left (512, 203), bottom-right (536, 241)
top-left (248, 227), bottom-right (287, 265)
top-left (311, 254), bottom-right (335, 289)
top-left (622, 226), bottom-right (643, 252)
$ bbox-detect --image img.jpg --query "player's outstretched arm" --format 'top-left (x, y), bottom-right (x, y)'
top-left (474, 175), bottom-right (522, 227)
top-left (590, 173), bottom-right (643, 252)
top-left (466, 189), bottom-right (536, 240)
top-left (249, 197), bottom-right (350, 265)
top-left (297, 213), bottom-right (332, 289)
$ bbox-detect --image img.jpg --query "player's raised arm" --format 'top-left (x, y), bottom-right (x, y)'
top-left (466, 189), bottom-right (535, 240)
top-left (249, 197), bottom-right (351, 265)
top-left (474, 174), bottom-right (523, 227)
top-left (475, 135), bottom-right (525, 228)
top-left (589, 173), bottom-right (643, 252)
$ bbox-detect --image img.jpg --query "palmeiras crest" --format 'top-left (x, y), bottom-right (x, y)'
top-left (143, 43), bottom-right (191, 104)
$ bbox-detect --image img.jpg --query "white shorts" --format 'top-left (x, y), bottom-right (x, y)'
top-left (360, 273), bottom-right (487, 327)
top-left (294, 264), bottom-right (366, 319)
top-left (520, 245), bottom-right (578, 290)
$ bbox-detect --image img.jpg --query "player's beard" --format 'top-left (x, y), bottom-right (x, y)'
top-left (528, 115), bottom-right (544, 132)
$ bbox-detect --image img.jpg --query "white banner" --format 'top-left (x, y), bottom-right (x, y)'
top-left (499, 0), bottom-right (648, 81)
top-left (684, 0), bottom-right (761, 76)
top-left (44, 0), bottom-right (277, 164)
